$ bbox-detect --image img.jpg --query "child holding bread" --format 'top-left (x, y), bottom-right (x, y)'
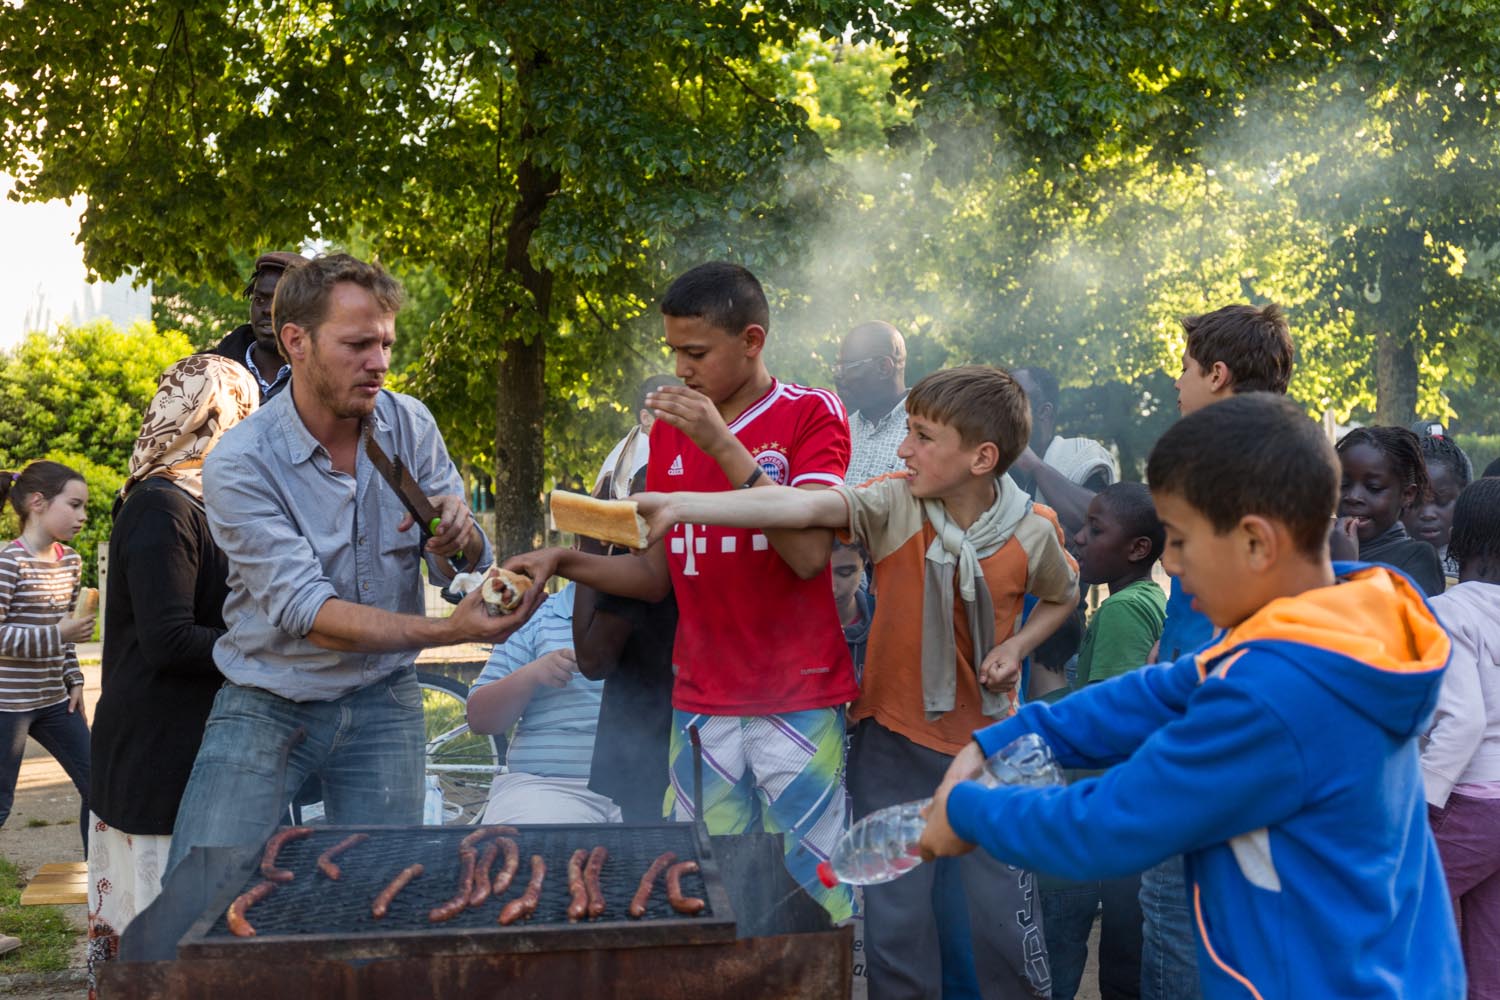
top-left (0, 461), bottom-right (95, 861)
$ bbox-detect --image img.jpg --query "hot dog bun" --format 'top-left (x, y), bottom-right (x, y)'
top-left (480, 568), bottom-right (532, 615)
top-left (549, 491), bottom-right (650, 550)
top-left (75, 587), bottom-right (99, 619)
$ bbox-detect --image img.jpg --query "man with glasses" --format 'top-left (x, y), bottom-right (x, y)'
top-left (834, 322), bottom-right (909, 486)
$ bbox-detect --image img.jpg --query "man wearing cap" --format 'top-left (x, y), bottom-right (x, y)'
top-left (206, 251), bottom-right (307, 400)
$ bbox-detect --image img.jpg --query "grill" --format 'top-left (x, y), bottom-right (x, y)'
top-left (178, 823), bottom-right (735, 962)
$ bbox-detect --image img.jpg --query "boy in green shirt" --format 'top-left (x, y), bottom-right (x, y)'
top-left (1046, 481), bottom-right (1166, 999)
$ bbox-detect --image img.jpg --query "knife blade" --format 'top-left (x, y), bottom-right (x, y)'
top-left (363, 423), bottom-right (468, 575)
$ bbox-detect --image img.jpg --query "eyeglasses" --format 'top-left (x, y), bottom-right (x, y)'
top-left (831, 356), bottom-right (893, 379)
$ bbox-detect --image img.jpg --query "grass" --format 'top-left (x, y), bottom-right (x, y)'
top-left (0, 856), bottom-right (77, 973)
top-left (22, 819), bottom-right (48, 829)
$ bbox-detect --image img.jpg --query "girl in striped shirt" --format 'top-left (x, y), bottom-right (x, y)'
top-left (0, 461), bottom-right (94, 869)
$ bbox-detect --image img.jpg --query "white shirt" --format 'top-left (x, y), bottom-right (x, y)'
top-left (593, 426), bottom-right (650, 497)
top-left (844, 393), bottom-right (909, 486)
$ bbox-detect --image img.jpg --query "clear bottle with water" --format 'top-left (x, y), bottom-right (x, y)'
top-left (817, 733), bottom-right (1063, 888)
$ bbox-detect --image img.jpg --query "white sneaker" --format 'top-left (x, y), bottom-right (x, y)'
top-left (0, 934), bottom-right (21, 957)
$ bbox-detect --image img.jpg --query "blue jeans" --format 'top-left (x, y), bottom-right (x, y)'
top-left (1138, 856), bottom-right (1202, 1000)
top-left (1042, 875), bottom-right (1142, 1000)
top-left (166, 669), bottom-right (424, 877)
top-left (0, 700), bottom-right (90, 854)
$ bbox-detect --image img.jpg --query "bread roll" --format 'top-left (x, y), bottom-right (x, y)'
top-left (549, 491), bottom-right (650, 550)
top-left (480, 568), bottom-right (532, 615)
top-left (74, 587), bottom-right (99, 619)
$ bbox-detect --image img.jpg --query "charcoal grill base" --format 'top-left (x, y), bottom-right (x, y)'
top-left (99, 926), bottom-right (854, 1000)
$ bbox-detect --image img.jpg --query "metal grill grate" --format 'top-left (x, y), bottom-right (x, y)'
top-left (204, 825), bottom-right (713, 937)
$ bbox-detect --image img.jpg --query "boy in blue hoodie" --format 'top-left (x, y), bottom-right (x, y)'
top-left (919, 393), bottom-right (1464, 999)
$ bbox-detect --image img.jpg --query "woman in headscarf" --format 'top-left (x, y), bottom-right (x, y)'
top-left (86, 355), bottom-right (258, 989)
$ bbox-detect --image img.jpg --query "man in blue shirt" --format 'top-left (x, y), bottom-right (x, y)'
top-left (167, 254), bottom-right (539, 877)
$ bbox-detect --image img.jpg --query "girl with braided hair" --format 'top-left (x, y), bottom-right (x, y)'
top-left (1336, 425), bottom-right (1446, 596)
top-left (1402, 433), bottom-right (1472, 581)
top-left (1421, 476), bottom-right (1500, 996)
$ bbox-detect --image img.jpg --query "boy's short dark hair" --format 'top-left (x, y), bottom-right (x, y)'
top-left (1449, 477), bottom-right (1500, 567)
top-left (1099, 482), bottom-right (1165, 565)
top-left (1183, 303), bottom-right (1294, 395)
top-left (833, 537), bottom-right (869, 563)
top-left (1147, 393), bottom-right (1337, 555)
top-left (1483, 457), bottom-right (1500, 480)
top-left (660, 262), bottom-right (770, 334)
top-left (906, 366), bottom-right (1031, 470)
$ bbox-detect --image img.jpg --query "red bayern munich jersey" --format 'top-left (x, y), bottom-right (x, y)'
top-left (648, 379), bottom-right (860, 716)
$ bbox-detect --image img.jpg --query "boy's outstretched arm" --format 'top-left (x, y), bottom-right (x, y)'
top-left (504, 543), bottom-right (672, 604)
top-left (922, 675), bottom-right (1306, 880)
top-left (636, 486), bottom-right (849, 541)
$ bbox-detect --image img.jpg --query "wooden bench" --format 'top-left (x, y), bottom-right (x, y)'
top-left (19, 861), bottom-right (87, 906)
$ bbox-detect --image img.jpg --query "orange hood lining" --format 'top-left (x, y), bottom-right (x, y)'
top-left (1195, 567), bottom-right (1450, 679)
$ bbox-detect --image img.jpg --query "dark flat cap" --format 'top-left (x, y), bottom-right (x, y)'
top-left (254, 250), bottom-right (308, 274)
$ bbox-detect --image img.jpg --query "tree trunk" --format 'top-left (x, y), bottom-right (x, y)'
top-left (493, 332), bottom-right (547, 556)
top-left (1369, 221), bottom-right (1423, 426)
top-left (489, 62), bottom-right (561, 557)
top-left (1373, 330), bottom-right (1418, 426)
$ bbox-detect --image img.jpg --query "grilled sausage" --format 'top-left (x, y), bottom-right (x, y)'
top-left (468, 839), bottom-right (502, 907)
top-left (259, 826), bottom-right (314, 883)
top-left (566, 848), bottom-right (589, 922)
top-left (371, 863), bottom-right (423, 919)
top-left (316, 833), bottom-right (370, 880)
top-left (428, 847), bottom-right (477, 923)
top-left (584, 846), bottom-right (607, 918)
top-left (460, 825), bottom-right (517, 852)
top-left (629, 851), bottom-right (677, 918)
top-left (491, 837), bottom-right (520, 894)
top-left (498, 854), bottom-right (545, 925)
top-left (226, 880), bottom-right (276, 937)
top-left (665, 860), bottom-right (705, 915)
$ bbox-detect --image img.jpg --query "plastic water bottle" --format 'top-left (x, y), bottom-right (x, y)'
top-left (817, 733), bottom-right (1063, 888)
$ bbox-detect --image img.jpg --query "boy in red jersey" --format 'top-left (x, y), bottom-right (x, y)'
top-left (508, 262), bottom-right (856, 919)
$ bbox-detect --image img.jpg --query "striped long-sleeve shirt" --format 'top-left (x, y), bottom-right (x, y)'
top-left (0, 540), bottom-right (85, 711)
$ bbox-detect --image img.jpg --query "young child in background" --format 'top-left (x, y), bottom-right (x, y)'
top-left (1402, 433), bottom-right (1471, 581)
top-left (831, 539), bottom-right (873, 687)
top-left (1420, 476), bottom-right (1500, 997)
top-left (635, 365), bottom-right (1080, 1000)
top-left (920, 393), bottom-right (1463, 1000)
top-left (1336, 425), bottom-right (1446, 596)
top-left (1043, 482), bottom-right (1166, 1000)
top-left (0, 462), bottom-right (95, 888)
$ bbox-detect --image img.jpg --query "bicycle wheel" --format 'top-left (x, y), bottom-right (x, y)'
top-left (417, 671), bottom-right (501, 825)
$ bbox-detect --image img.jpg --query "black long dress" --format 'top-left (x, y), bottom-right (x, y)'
top-left (91, 478), bottom-right (228, 834)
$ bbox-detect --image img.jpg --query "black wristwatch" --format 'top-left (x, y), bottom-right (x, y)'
top-left (739, 466), bottom-right (765, 489)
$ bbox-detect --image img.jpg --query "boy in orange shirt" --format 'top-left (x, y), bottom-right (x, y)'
top-left (637, 366), bottom-right (1079, 999)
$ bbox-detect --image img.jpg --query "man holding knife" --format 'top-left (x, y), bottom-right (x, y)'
top-left (167, 253), bottom-right (537, 875)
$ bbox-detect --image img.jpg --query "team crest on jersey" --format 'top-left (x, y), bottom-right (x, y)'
top-left (751, 442), bottom-right (790, 485)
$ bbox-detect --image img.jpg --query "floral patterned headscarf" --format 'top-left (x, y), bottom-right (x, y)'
top-left (121, 355), bottom-right (259, 503)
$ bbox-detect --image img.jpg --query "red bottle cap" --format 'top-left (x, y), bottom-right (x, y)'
top-left (816, 860), bottom-right (838, 888)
